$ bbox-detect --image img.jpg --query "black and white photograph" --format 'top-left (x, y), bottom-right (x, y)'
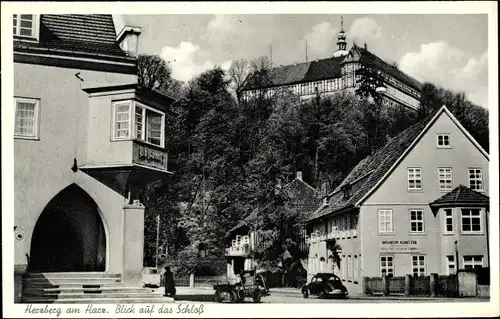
top-left (1, 1), bottom-right (498, 318)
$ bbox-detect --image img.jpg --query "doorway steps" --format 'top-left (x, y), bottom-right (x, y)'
top-left (22, 272), bottom-right (171, 304)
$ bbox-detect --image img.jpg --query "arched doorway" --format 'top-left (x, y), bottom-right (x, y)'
top-left (29, 184), bottom-right (106, 272)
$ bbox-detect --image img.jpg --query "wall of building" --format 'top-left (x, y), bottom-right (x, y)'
top-left (360, 111), bottom-right (489, 279)
top-left (14, 61), bottom-right (137, 273)
top-left (86, 93), bottom-right (136, 167)
top-left (307, 210), bottom-right (363, 295)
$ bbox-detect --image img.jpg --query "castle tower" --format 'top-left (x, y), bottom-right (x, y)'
top-left (333, 16), bottom-right (349, 57)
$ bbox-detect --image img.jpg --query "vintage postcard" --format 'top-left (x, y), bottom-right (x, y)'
top-left (1, 1), bottom-right (498, 318)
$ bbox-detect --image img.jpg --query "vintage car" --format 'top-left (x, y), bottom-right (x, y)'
top-left (214, 271), bottom-right (270, 303)
top-left (142, 267), bottom-right (161, 288)
top-left (301, 273), bottom-right (348, 299)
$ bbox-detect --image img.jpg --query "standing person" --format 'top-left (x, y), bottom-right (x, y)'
top-left (163, 266), bottom-right (176, 297)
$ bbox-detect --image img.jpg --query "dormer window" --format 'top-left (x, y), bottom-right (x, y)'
top-left (342, 185), bottom-right (353, 199)
top-left (13, 14), bottom-right (39, 40)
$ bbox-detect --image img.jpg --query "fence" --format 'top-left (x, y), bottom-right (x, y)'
top-left (437, 275), bottom-right (457, 297)
top-left (364, 277), bottom-right (384, 295)
top-left (364, 274), bottom-right (458, 297)
top-left (412, 276), bottom-right (431, 295)
top-left (388, 276), bottom-right (406, 295)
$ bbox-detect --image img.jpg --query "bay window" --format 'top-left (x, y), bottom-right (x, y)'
top-left (112, 100), bottom-right (165, 147)
top-left (461, 209), bottom-right (482, 233)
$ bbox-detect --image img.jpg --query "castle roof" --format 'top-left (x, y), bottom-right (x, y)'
top-left (241, 46), bottom-right (422, 92)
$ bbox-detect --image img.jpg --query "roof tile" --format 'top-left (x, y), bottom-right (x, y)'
top-left (430, 185), bottom-right (489, 207)
top-left (308, 109), bottom-right (440, 222)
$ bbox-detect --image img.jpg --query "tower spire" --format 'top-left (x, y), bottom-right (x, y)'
top-left (333, 16), bottom-right (348, 57)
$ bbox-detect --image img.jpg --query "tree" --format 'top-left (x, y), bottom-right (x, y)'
top-left (137, 54), bottom-right (172, 91)
top-left (228, 59), bottom-right (250, 103)
top-left (250, 55), bottom-right (271, 72)
top-left (418, 82), bottom-right (489, 152)
top-left (355, 52), bottom-right (391, 154)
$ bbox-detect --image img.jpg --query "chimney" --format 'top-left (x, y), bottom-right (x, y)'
top-left (117, 26), bottom-right (142, 57)
top-left (296, 171), bottom-right (303, 181)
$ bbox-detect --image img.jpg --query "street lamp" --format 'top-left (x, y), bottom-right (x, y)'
top-left (375, 86), bottom-right (386, 95)
top-left (375, 70), bottom-right (387, 96)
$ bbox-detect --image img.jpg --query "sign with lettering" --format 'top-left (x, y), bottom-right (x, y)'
top-left (380, 240), bottom-right (419, 254)
top-left (133, 143), bottom-right (168, 171)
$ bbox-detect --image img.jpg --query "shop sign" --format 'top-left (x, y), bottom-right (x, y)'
top-left (133, 143), bottom-right (168, 171)
top-left (380, 240), bottom-right (419, 254)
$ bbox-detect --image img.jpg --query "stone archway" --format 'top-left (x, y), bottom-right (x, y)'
top-left (29, 184), bottom-right (106, 272)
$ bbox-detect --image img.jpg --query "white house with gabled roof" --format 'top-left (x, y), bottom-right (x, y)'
top-left (305, 105), bottom-right (489, 296)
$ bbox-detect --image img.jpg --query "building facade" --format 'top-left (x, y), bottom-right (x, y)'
top-left (305, 106), bottom-right (489, 296)
top-left (240, 18), bottom-right (421, 111)
top-left (225, 172), bottom-right (320, 279)
top-left (13, 14), bottom-right (172, 298)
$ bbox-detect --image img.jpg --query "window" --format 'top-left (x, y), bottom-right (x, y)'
top-left (463, 255), bottom-right (483, 269)
top-left (13, 14), bottom-right (37, 38)
top-left (378, 210), bottom-right (393, 233)
top-left (444, 209), bottom-right (453, 233)
top-left (342, 185), bottom-right (353, 199)
top-left (446, 255), bottom-right (456, 275)
top-left (347, 256), bottom-right (353, 281)
top-left (409, 210), bottom-right (424, 233)
top-left (15, 97), bottom-right (39, 139)
top-left (112, 100), bottom-right (165, 147)
top-left (353, 255), bottom-right (359, 282)
top-left (407, 168), bottom-right (422, 190)
top-left (113, 101), bottom-right (131, 139)
top-left (412, 255), bottom-right (426, 277)
top-left (468, 168), bottom-right (483, 191)
top-left (436, 134), bottom-right (450, 147)
top-left (461, 209), bottom-right (482, 233)
top-left (319, 257), bottom-right (325, 272)
top-left (380, 256), bottom-right (394, 277)
top-left (438, 168), bottom-right (453, 190)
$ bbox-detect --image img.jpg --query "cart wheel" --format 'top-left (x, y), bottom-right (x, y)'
top-left (214, 291), bottom-right (222, 303)
top-left (230, 291), bottom-right (238, 303)
top-left (302, 289), bottom-right (309, 299)
top-left (253, 290), bottom-right (262, 303)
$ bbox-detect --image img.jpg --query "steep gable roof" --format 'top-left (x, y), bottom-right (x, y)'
top-left (15, 15), bottom-right (129, 58)
top-left (308, 112), bottom-right (433, 222)
top-left (355, 46), bottom-right (422, 92)
top-left (307, 105), bottom-right (488, 223)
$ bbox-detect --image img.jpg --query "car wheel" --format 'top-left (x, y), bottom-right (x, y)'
top-left (302, 289), bottom-right (309, 299)
top-left (230, 291), bottom-right (238, 303)
top-left (214, 291), bottom-right (222, 303)
top-left (253, 290), bottom-right (262, 303)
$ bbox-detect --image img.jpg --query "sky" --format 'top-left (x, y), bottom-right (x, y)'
top-left (114, 14), bottom-right (489, 108)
